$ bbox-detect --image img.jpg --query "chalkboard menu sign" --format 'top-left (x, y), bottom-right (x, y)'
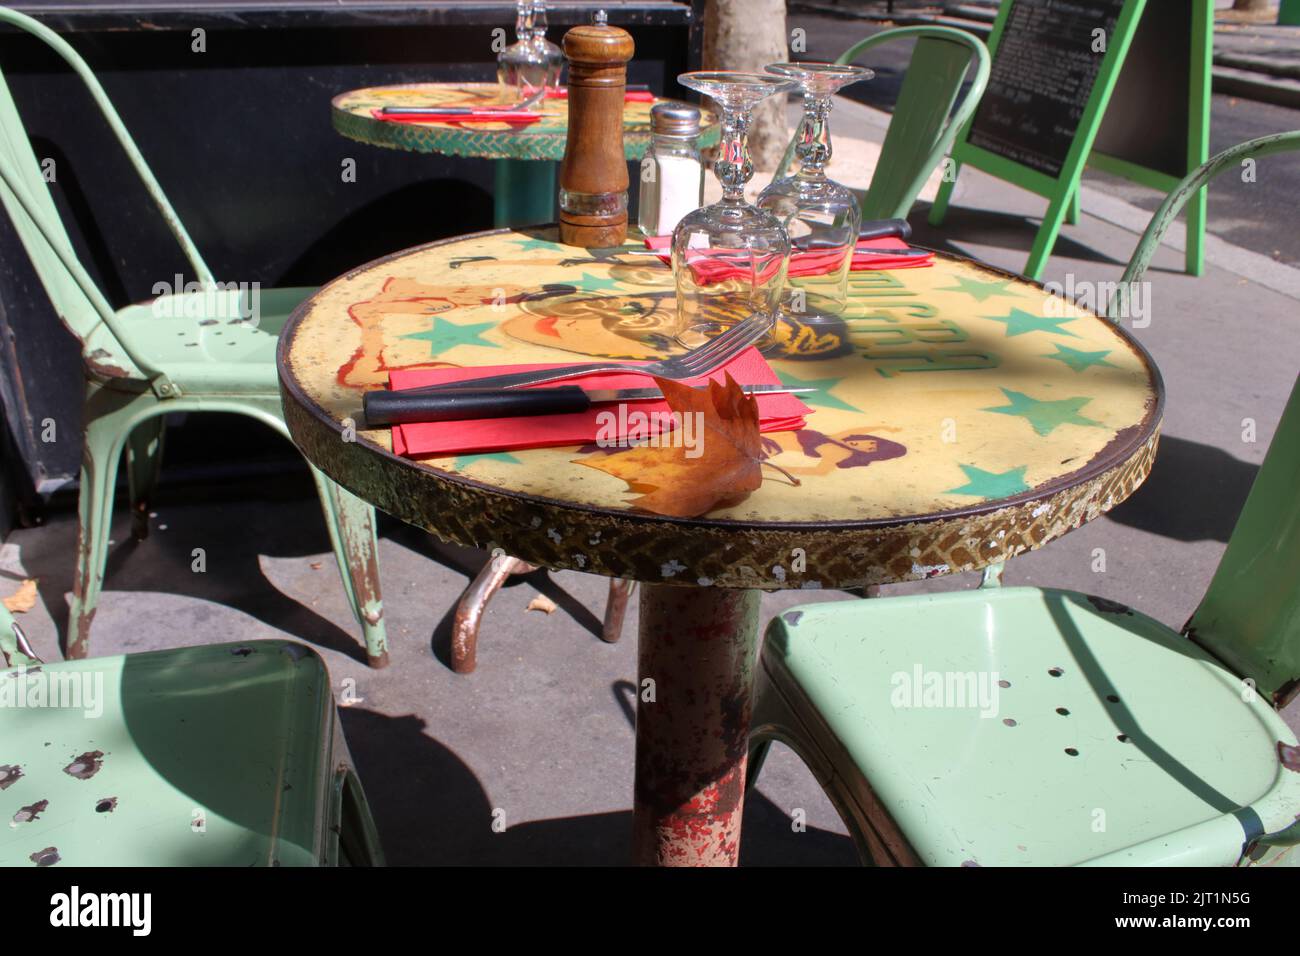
top-left (967, 0), bottom-right (1125, 178)
top-left (933, 0), bottom-right (1211, 280)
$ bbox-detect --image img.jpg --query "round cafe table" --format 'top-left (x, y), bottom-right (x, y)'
top-left (277, 225), bottom-right (1163, 866)
top-left (332, 82), bottom-right (719, 227)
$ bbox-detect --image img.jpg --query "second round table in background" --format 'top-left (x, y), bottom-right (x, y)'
top-left (332, 82), bottom-right (719, 227)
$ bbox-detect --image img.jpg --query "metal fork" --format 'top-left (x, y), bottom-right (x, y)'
top-left (394, 311), bottom-right (773, 395)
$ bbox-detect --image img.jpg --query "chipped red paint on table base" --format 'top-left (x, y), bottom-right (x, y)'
top-left (633, 585), bottom-right (761, 866)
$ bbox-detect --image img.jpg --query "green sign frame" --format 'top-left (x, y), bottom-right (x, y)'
top-left (930, 0), bottom-right (1213, 280)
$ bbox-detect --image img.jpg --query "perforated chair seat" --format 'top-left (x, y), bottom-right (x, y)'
top-left (755, 588), bottom-right (1300, 867)
top-left (0, 640), bottom-right (383, 867)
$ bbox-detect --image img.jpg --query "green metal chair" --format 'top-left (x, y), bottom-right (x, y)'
top-left (773, 25), bottom-right (991, 221)
top-left (0, 7), bottom-right (388, 666)
top-left (0, 605), bottom-right (384, 866)
top-left (748, 134), bottom-right (1300, 866)
top-left (1108, 130), bottom-right (1300, 315)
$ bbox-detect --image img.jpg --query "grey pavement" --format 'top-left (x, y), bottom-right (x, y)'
top-left (2, 93), bottom-right (1299, 866)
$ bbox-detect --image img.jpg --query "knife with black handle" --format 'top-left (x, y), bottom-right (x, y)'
top-left (795, 218), bottom-right (916, 251)
top-left (363, 384), bottom-right (811, 426)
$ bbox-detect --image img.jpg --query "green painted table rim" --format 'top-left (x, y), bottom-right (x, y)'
top-left (277, 226), bottom-right (1165, 591)
top-left (331, 84), bottom-right (721, 162)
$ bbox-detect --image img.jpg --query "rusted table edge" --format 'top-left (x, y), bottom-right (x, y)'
top-left (277, 227), bottom-right (1165, 590)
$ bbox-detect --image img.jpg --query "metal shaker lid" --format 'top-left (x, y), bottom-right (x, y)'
top-left (650, 101), bottom-right (702, 136)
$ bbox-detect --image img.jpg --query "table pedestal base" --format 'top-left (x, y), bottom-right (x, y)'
top-left (451, 552), bottom-right (630, 673)
top-left (493, 160), bottom-right (557, 227)
top-left (632, 584), bottom-right (761, 866)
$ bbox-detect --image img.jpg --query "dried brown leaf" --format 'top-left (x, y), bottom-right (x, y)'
top-left (573, 373), bottom-right (795, 518)
top-left (526, 594), bottom-right (557, 614)
top-left (2, 579), bottom-right (37, 614)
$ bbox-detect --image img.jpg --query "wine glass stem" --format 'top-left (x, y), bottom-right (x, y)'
top-left (716, 105), bottom-right (753, 204)
top-left (796, 92), bottom-right (833, 176)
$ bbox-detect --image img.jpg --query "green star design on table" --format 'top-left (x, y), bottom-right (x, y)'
top-left (510, 234), bottom-right (563, 252)
top-left (453, 452), bottom-right (522, 470)
top-left (983, 388), bottom-right (1103, 437)
top-left (945, 464), bottom-right (1030, 499)
top-left (400, 318), bottom-right (500, 356)
top-left (578, 271), bottom-right (625, 293)
top-left (1044, 344), bottom-right (1116, 373)
top-left (937, 275), bottom-right (1022, 302)
top-left (775, 369), bottom-right (859, 412)
top-left (982, 307), bottom-right (1080, 339)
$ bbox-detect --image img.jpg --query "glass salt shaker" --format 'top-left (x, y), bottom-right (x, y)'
top-left (637, 102), bottom-right (704, 238)
top-left (531, 0), bottom-right (564, 90)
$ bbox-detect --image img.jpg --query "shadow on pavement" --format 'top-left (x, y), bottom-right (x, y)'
top-left (909, 202), bottom-right (1131, 269)
top-left (340, 705), bottom-right (858, 866)
top-left (1106, 435), bottom-right (1258, 544)
top-left (20, 480), bottom-right (372, 664)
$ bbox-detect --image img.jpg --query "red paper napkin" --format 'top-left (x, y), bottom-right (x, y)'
top-left (644, 235), bottom-right (934, 283)
top-left (387, 347), bottom-right (809, 459)
top-left (369, 108), bottom-right (542, 125)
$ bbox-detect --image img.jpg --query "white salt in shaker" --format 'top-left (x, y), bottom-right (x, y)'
top-left (637, 102), bottom-right (704, 238)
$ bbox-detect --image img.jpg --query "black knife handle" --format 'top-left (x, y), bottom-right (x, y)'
top-left (794, 218), bottom-right (913, 251)
top-left (859, 218), bottom-right (911, 241)
top-left (363, 385), bottom-right (592, 426)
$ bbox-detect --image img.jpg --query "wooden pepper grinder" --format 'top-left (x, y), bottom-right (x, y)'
top-left (558, 10), bottom-right (634, 247)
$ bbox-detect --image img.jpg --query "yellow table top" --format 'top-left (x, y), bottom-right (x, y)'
top-left (331, 82), bottom-right (718, 161)
top-left (279, 226), bottom-right (1162, 589)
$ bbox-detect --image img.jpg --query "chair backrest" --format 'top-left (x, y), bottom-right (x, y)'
top-left (0, 5), bottom-right (214, 380)
top-left (809, 25), bottom-right (989, 221)
top-left (1111, 131), bottom-right (1300, 298)
top-left (1108, 132), bottom-right (1300, 704)
top-left (1184, 372), bottom-right (1300, 707)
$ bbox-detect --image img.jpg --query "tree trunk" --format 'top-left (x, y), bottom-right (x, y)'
top-left (701, 0), bottom-right (788, 172)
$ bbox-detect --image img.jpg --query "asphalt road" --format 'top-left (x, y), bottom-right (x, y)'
top-left (788, 11), bottom-right (1300, 266)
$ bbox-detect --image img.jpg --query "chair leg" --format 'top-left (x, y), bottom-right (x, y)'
top-left (68, 394), bottom-right (140, 660)
top-left (601, 579), bottom-right (634, 643)
top-left (452, 552), bottom-right (535, 674)
top-left (126, 415), bottom-right (166, 540)
top-left (746, 737), bottom-right (773, 791)
top-left (310, 468), bottom-right (388, 668)
top-left (338, 770), bottom-right (385, 866)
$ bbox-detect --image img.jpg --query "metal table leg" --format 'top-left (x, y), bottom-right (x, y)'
top-left (452, 552), bottom-right (536, 673)
top-left (453, 554), bottom-right (630, 673)
top-left (632, 583), bottom-right (761, 866)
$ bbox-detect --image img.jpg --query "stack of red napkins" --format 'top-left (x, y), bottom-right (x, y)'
top-left (645, 235), bottom-right (933, 284)
top-left (387, 347), bottom-right (810, 459)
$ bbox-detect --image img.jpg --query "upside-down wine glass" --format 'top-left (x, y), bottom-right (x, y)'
top-left (670, 71), bottom-right (795, 349)
top-left (757, 62), bottom-right (872, 326)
